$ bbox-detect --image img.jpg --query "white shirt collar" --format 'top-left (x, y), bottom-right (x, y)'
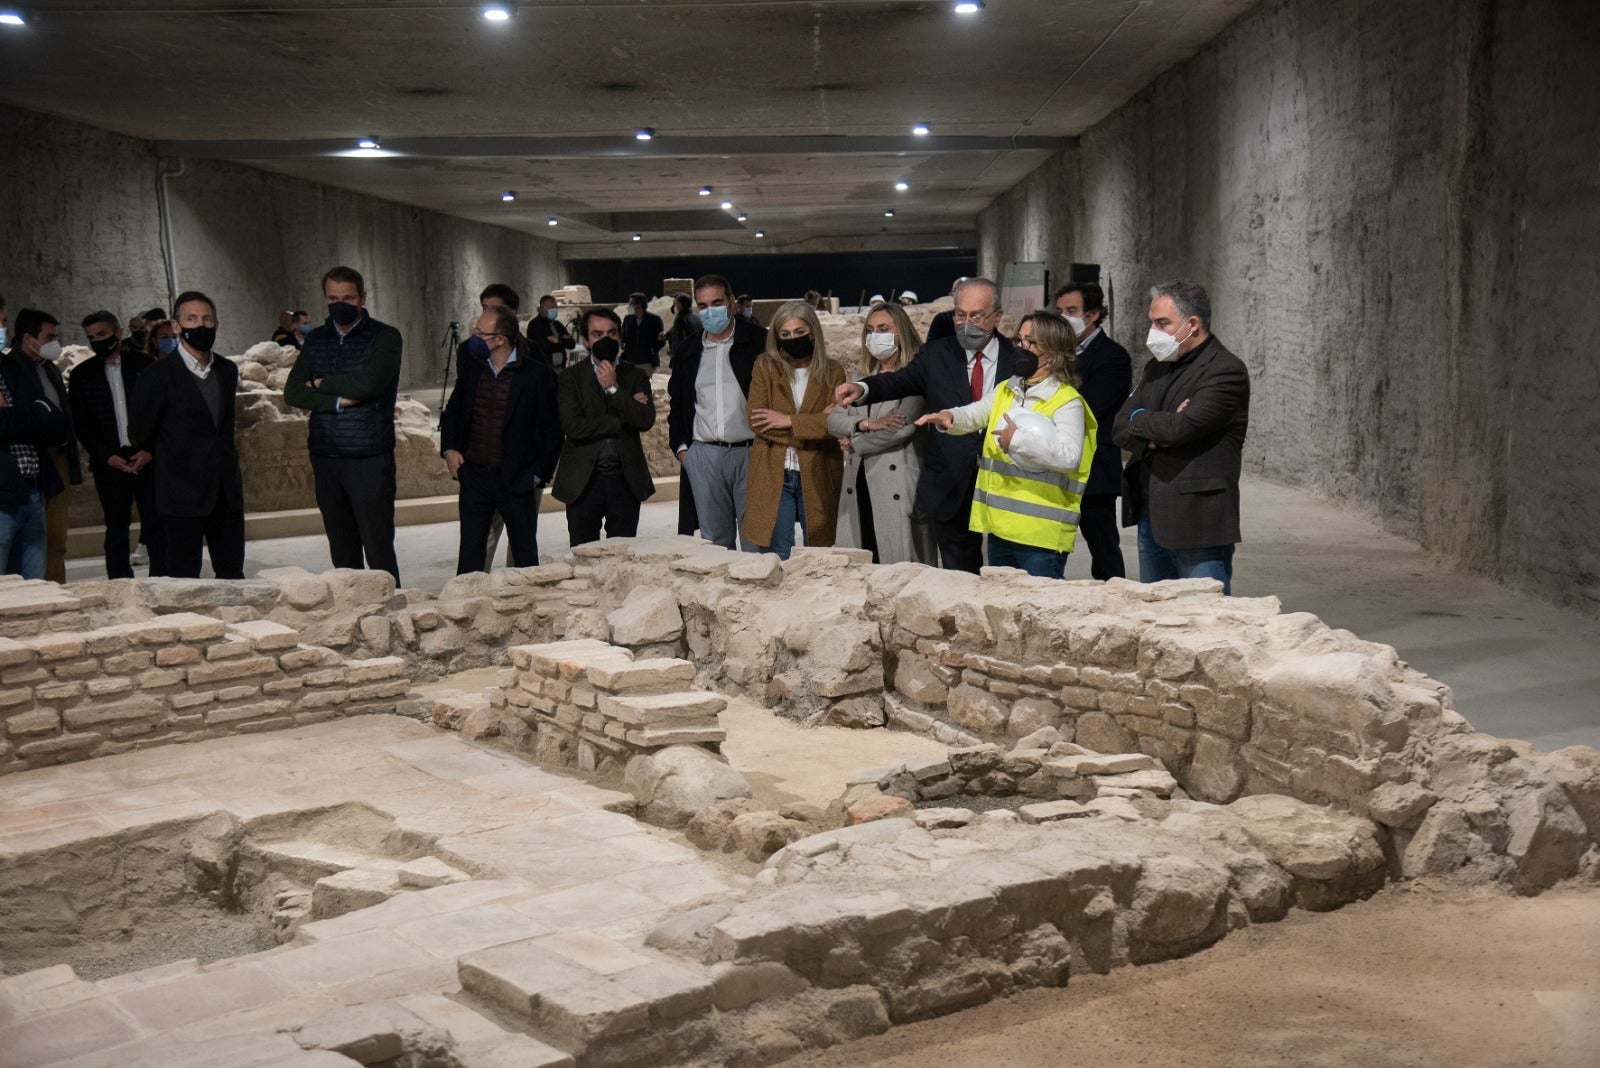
top-left (1076, 326), bottom-right (1102, 354)
top-left (178, 341), bottom-right (213, 378)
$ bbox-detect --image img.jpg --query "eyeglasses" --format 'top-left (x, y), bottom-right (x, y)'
top-left (951, 308), bottom-right (998, 324)
top-left (1017, 335), bottom-right (1039, 349)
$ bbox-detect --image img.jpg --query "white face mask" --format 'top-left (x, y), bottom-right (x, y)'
top-left (1146, 323), bottom-right (1192, 363)
top-left (1064, 314), bottom-right (1086, 337)
top-left (864, 332), bottom-right (898, 359)
top-left (36, 339), bottom-right (63, 362)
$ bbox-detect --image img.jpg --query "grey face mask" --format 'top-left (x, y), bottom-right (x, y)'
top-left (955, 322), bottom-right (992, 350)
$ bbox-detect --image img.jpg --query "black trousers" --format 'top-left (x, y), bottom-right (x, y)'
top-left (855, 465), bottom-right (880, 563)
top-left (457, 462), bottom-right (539, 574)
top-left (1078, 494), bottom-right (1127, 580)
top-left (164, 494), bottom-right (245, 579)
top-left (312, 452), bottom-right (400, 583)
top-left (677, 468), bottom-right (699, 536)
top-left (92, 460), bottom-right (162, 580)
top-left (933, 496), bottom-right (983, 574)
top-left (566, 467), bottom-right (642, 547)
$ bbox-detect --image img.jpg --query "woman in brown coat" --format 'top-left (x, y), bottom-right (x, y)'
top-left (742, 300), bottom-right (846, 558)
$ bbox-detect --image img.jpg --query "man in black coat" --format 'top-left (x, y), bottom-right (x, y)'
top-left (0, 335), bottom-right (71, 580)
top-left (1054, 282), bottom-right (1133, 579)
top-left (554, 308), bottom-right (656, 545)
top-left (440, 306), bottom-right (562, 574)
top-left (836, 277), bottom-right (1018, 573)
top-left (1114, 279), bottom-right (1250, 595)
top-left (283, 266), bottom-right (404, 583)
top-left (529, 294), bottom-right (577, 369)
top-left (129, 291), bottom-right (246, 579)
top-left (620, 293), bottom-right (665, 369)
top-left (666, 274), bottom-right (767, 550)
top-left (71, 310), bottom-right (162, 579)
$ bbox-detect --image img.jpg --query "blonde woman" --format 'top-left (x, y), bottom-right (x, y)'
top-left (916, 310), bottom-right (1095, 579)
top-left (743, 300), bottom-right (846, 558)
top-left (828, 302), bottom-right (937, 565)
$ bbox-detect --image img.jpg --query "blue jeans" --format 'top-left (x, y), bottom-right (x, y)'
top-left (1137, 515), bottom-right (1234, 594)
top-left (0, 490), bottom-right (48, 580)
top-left (986, 534), bottom-right (1069, 579)
top-left (766, 470), bottom-right (806, 560)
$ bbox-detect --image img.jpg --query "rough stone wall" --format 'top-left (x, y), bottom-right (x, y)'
top-left (0, 103), bottom-right (563, 391)
top-left (976, 0), bottom-right (1600, 613)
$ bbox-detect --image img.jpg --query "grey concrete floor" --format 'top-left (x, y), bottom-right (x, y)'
top-left (65, 476), bottom-right (1600, 752)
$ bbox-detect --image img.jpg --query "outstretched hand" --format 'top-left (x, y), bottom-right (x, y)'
top-left (914, 410), bottom-right (954, 431)
top-left (834, 382), bottom-right (866, 407)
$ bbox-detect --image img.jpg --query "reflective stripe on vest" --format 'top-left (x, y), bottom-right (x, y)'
top-left (968, 377), bottom-right (1097, 553)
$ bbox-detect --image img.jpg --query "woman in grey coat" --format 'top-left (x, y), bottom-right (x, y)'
top-left (828, 302), bottom-right (939, 566)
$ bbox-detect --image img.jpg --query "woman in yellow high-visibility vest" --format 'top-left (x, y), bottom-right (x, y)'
top-left (915, 310), bottom-right (1096, 578)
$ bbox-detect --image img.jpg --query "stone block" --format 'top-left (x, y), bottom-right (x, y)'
top-left (1007, 696), bottom-right (1063, 736)
top-left (227, 618), bottom-right (302, 651)
top-left (627, 745), bottom-right (752, 827)
top-left (1047, 752), bottom-right (1156, 777)
top-left (1091, 767), bottom-right (1179, 798)
top-left (63, 696), bottom-right (165, 729)
top-left (4, 707), bottom-right (56, 736)
top-left (914, 807), bottom-right (976, 829)
top-left (311, 867), bottom-right (402, 920)
top-left (845, 791), bottom-right (915, 825)
top-left (625, 726), bottom-right (726, 748)
top-left (31, 633), bottom-right (86, 661)
top-left (731, 811), bottom-right (803, 861)
top-left (588, 658), bottom-right (697, 693)
top-left (155, 645), bottom-right (202, 667)
top-left (728, 553), bottom-right (783, 586)
top-left (1074, 710), bottom-right (1138, 754)
top-left (1367, 781), bottom-right (1438, 828)
top-left (346, 656), bottom-right (407, 683)
top-left (597, 690), bottom-right (726, 727)
top-left (1019, 800), bottom-right (1092, 823)
top-left (204, 639), bottom-right (252, 661)
top-left (397, 856), bottom-right (471, 889)
top-left (15, 731), bottom-right (101, 760)
top-left (187, 655), bottom-right (276, 686)
top-left (607, 586), bottom-right (684, 646)
top-left (708, 960), bottom-right (808, 1010)
top-left (902, 754), bottom-right (952, 782)
top-left (947, 682), bottom-right (1007, 735)
top-left (204, 699), bottom-right (291, 725)
top-left (947, 743), bottom-right (1003, 777)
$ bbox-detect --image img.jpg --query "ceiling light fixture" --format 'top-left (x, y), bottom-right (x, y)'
top-left (884, 210), bottom-right (895, 218)
top-left (736, 214), bottom-right (748, 222)
top-left (632, 234), bottom-right (642, 241)
top-left (894, 180), bottom-right (909, 191)
top-left (481, 3), bottom-right (513, 22)
top-left (912, 122), bottom-right (931, 136)
top-left (547, 217), bottom-right (558, 226)
top-left (954, 1), bottom-right (985, 14)
top-left (635, 128), bottom-right (654, 141)
top-left (720, 200), bottom-right (733, 210)
top-left (0, 12), bottom-right (26, 27)
top-left (358, 136), bottom-right (380, 150)
top-left (698, 186), bottom-right (713, 197)
top-left (754, 231), bottom-right (766, 238)
top-left (500, 191), bottom-right (516, 202)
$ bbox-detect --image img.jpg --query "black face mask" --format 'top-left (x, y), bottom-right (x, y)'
top-left (590, 337), bottom-right (621, 363)
top-left (1011, 349), bottom-right (1039, 380)
top-left (89, 336), bottom-right (121, 358)
top-left (181, 325), bottom-right (217, 353)
top-left (778, 335), bottom-right (814, 360)
top-left (328, 300), bottom-right (362, 327)
top-left (129, 331), bottom-right (148, 349)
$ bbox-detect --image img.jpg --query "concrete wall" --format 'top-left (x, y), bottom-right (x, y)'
top-left (977, 0), bottom-right (1600, 613)
top-left (0, 105), bottom-right (562, 390)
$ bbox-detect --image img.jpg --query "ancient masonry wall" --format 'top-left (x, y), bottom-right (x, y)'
top-left (8, 536), bottom-right (1599, 895)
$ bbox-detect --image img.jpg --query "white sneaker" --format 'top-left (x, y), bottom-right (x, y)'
top-left (130, 545), bottom-right (149, 566)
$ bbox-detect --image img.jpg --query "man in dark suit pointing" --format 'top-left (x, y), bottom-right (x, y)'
top-left (835, 277), bottom-right (1019, 573)
top-left (1114, 279), bottom-right (1250, 594)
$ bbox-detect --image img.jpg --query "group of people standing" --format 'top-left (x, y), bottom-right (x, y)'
top-left (1, 265), bottom-right (1250, 596)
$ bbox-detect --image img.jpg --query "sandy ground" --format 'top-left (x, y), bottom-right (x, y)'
top-left (789, 881), bottom-right (1600, 1068)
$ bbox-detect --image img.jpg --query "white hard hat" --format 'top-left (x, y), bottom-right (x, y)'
top-left (996, 406), bottom-right (1061, 475)
top-left (900, 291), bottom-right (918, 303)
top-left (869, 294), bottom-right (885, 304)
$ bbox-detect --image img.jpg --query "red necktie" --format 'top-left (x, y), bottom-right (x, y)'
top-left (970, 350), bottom-right (985, 403)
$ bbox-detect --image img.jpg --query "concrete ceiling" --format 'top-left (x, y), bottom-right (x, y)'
top-left (0, 0), bottom-right (1257, 257)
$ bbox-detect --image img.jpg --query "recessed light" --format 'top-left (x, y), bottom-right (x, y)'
top-left (0, 12), bottom-right (25, 27)
top-left (500, 191), bottom-right (516, 202)
top-left (635, 128), bottom-right (654, 141)
top-left (547, 217), bottom-right (558, 226)
top-left (954, 1), bottom-right (985, 14)
top-left (632, 234), bottom-right (642, 241)
top-left (912, 123), bottom-right (931, 136)
top-left (358, 137), bottom-right (380, 150)
top-left (698, 186), bottom-right (712, 197)
top-left (736, 214), bottom-right (748, 222)
top-left (884, 210), bottom-right (895, 218)
top-left (894, 181), bottom-right (909, 191)
top-left (481, 3), bottom-right (513, 22)
top-left (754, 231), bottom-right (766, 238)
top-left (720, 200), bottom-right (733, 210)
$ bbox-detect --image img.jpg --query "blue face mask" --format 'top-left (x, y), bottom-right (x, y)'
top-left (699, 305), bottom-right (730, 334)
top-left (158, 336), bottom-right (180, 356)
top-left (298, 323), bottom-right (312, 335)
top-left (0, 327), bottom-right (7, 349)
top-left (545, 308), bottom-right (559, 321)
top-left (467, 335), bottom-right (492, 362)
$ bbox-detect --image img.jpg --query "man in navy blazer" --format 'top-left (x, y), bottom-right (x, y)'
top-left (1055, 282), bottom-right (1133, 579)
top-left (835, 278), bottom-right (1018, 573)
top-left (440, 306), bottom-right (562, 574)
